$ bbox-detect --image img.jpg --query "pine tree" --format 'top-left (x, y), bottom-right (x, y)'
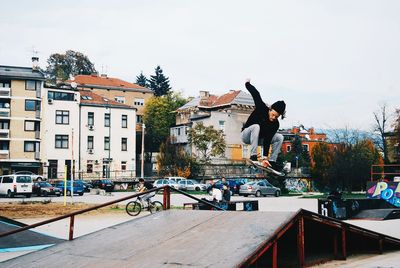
top-left (148, 66), bottom-right (171, 96)
top-left (136, 72), bottom-right (148, 88)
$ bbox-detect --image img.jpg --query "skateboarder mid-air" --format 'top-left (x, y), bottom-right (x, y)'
top-left (241, 79), bottom-right (286, 175)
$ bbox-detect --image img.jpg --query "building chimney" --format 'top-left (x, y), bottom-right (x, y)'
top-left (199, 90), bottom-right (209, 98)
top-left (100, 73), bottom-right (108, 78)
top-left (32, 56), bottom-right (39, 70)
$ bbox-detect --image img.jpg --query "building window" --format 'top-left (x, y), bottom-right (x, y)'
top-left (25, 100), bottom-right (36, 111)
top-left (303, 144), bottom-right (309, 152)
top-left (56, 110), bottom-right (69, 124)
top-left (0, 141), bottom-right (9, 150)
top-left (104, 137), bottom-right (110, 150)
top-left (121, 161), bottom-right (127, 171)
top-left (121, 138), bottom-right (127, 151)
top-left (24, 141), bottom-right (35, 152)
top-left (136, 115), bottom-right (143, 123)
top-left (104, 113), bottom-right (110, 127)
top-left (121, 115), bottom-right (127, 128)
top-left (0, 120), bottom-right (9, 130)
top-left (0, 80), bottom-right (11, 88)
top-left (26, 80), bottom-right (40, 91)
top-left (87, 163), bottom-right (93, 173)
top-left (287, 145), bottom-right (291, 152)
top-left (177, 128), bottom-right (181, 136)
top-left (55, 135), bottom-right (69, 148)
top-left (88, 112), bottom-right (94, 126)
top-left (134, 98), bottom-right (144, 106)
top-left (219, 120), bottom-right (225, 133)
top-left (115, 96), bottom-right (125, 104)
top-left (48, 91), bottom-right (74, 101)
top-left (88, 136), bottom-right (94, 149)
top-left (24, 120), bottom-right (36, 131)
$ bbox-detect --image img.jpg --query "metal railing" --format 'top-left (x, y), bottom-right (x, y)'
top-left (370, 164), bottom-right (400, 181)
top-left (0, 186), bottom-right (223, 241)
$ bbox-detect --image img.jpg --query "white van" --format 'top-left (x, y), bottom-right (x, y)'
top-left (0, 174), bottom-right (33, 198)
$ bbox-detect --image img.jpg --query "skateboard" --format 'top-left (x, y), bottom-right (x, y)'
top-left (246, 159), bottom-right (285, 177)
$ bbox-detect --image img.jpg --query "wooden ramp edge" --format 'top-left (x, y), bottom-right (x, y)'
top-left (1, 209), bottom-right (400, 268)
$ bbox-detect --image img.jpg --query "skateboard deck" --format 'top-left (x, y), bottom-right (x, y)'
top-left (246, 159), bottom-right (285, 177)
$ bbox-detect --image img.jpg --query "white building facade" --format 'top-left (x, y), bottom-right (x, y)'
top-left (79, 90), bottom-right (137, 179)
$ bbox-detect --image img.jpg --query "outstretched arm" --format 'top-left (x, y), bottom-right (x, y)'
top-left (245, 80), bottom-right (265, 108)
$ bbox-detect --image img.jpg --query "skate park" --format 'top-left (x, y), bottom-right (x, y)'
top-left (1, 185), bottom-right (400, 268)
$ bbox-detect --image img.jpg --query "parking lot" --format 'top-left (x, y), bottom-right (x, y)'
top-left (0, 191), bottom-right (318, 212)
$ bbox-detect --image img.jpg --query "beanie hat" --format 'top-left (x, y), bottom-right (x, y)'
top-left (271, 101), bottom-right (286, 115)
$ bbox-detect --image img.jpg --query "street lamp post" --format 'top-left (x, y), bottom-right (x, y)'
top-left (141, 123), bottom-right (145, 179)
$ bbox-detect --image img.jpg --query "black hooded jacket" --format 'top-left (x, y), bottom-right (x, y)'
top-left (242, 82), bottom-right (279, 157)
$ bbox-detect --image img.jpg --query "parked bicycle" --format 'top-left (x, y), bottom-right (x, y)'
top-left (125, 196), bottom-right (163, 216)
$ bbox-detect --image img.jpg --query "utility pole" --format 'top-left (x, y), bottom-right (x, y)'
top-left (141, 123), bottom-right (145, 179)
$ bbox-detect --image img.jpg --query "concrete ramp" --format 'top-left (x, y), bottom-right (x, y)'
top-left (352, 208), bottom-right (400, 220)
top-left (1, 210), bottom-right (400, 267)
top-left (0, 218), bottom-right (64, 253)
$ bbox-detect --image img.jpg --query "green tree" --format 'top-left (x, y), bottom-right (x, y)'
top-left (187, 122), bottom-right (226, 165)
top-left (143, 92), bottom-right (187, 157)
top-left (148, 65), bottom-right (171, 96)
top-left (311, 142), bottom-right (334, 190)
top-left (45, 50), bottom-right (96, 84)
top-left (284, 135), bottom-right (311, 170)
top-left (156, 136), bottom-right (199, 177)
top-left (136, 72), bottom-right (148, 88)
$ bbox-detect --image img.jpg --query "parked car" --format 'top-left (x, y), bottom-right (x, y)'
top-left (166, 177), bottom-right (186, 184)
top-left (239, 180), bottom-right (281, 197)
top-left (207, 179), bottom-right (246, 196)
top-left (15, 171), bottom-right (44, 181)
top-left (0, 174), bottom-right (33, 198)
top-left (81, 181), bottom-right (94, 192)
top-left (33, 182), bottom-right (61, 197)
top-left (54, 180), bottom-right (84, 196)
top-left (153, 179), bottom-right (179, 189)
top-left (91, 179), bottom-right (114, 192)
top-left (178, 179), bottom-right (207, 191)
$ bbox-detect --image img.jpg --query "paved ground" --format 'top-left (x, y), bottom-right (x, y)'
top-left (1, 192), bottom-right (400, 266)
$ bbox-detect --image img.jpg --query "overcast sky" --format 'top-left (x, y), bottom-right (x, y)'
top-left (1, 0), bottom-right (399, 131)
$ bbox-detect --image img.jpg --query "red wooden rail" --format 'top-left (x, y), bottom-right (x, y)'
top-left (0, 185), bottom-right (223, 240)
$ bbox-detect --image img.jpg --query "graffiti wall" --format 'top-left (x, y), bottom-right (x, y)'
top-left (285, 178), bottom-right (310, 193)
top-left (366, 181), bottom-right (400, 207)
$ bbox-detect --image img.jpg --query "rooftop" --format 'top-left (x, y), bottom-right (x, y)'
top-left (71, 74), bottom-right (152, 93)
top-left (0, 65), bottom-right (45, 80)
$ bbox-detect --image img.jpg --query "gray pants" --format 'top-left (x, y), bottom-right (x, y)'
top-left (241, 124), bottom-right (283, 162)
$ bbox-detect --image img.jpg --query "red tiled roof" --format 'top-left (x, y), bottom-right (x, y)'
top-left (213, 90), bottom-right (241, 107)
top-left (79, 90), bottom-right (132, 108)
top-left (199, 90), bottom-right (241, 108)
top-left (72, 74), bottom-right (146, 90)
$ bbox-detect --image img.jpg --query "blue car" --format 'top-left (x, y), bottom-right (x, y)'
top-left (207, 178), bottom-right (248, 196)
top-left (54, 180), bottom-right (84, 196)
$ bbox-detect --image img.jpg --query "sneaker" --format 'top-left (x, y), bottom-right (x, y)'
top-left (248, 155), bottom-right (263, 167)
top-left (268, 161), bottom-right (285, 176)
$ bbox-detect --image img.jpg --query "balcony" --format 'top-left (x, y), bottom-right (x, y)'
top-left (0, 129), bottom-right (10, 138)
top-left (0, 87), bottom-right (11, 98)
top-left (0, 149), bottom-right (9, 159)
top-left (0, 108), bottom-right (10, 118)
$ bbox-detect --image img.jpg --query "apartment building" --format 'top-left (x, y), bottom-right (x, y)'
top-left (41, 84), bottom-right (80, 179)
top-left (69, 74), bottom-right (153, 129)
top-left (79, 90), bottom-right (137, 179)
top-left (280, 126), bottom-right (337, 165)
top-left (0, 62), bottom-right (45, 175)
top-left (171, 90), bottom-right (255, 160)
